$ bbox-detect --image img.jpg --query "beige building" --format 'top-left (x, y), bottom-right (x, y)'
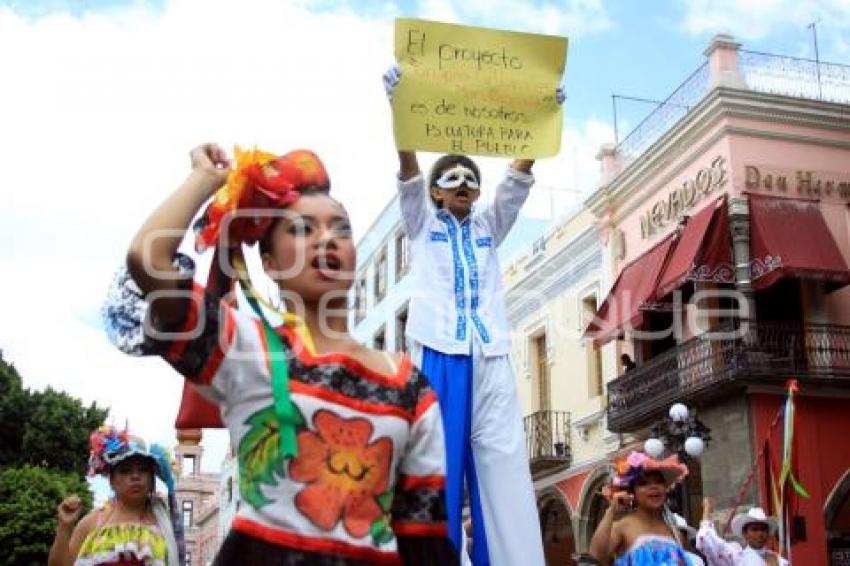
top-left (174, 429), bottom-right (221, 566)
top-left (503, 206), bottom-right (620, 563)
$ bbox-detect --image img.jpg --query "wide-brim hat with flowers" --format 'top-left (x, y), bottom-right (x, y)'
top-left (610, 451), bottom-right (689, 493)
top-left (88, 425), bottom-right (175, 493)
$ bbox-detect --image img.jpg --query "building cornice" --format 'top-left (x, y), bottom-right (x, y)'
top-left (505, 227), bottom-right (602, 326)
top-left (585, 87), bottom-right (850, 221)
top-left (505, 225), bottom-right (598, 291)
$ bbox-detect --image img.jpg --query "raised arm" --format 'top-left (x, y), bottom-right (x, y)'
top-left (395, 149), bottom-right (430, 239)
top-left (589, 492), bottom-right (629, 565)
top-left (511, 159), bottom-right (534, 174)
top-left (695, 498), bottom-right (738, 566)
top-left (386, 64), bottom-right (430, 237)
top-left (398, 150), bottom-right (420, 181)
top-left (48, 497), bottom-right (93, 566)
top-left (126, 144), bottom-right (230, 325)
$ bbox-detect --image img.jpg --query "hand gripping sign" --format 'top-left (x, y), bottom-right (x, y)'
top-left (392, 18), bottom-right (567, 158)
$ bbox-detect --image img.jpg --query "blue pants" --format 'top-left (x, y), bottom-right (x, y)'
top-left (420, 346), bottom-right (491, 566)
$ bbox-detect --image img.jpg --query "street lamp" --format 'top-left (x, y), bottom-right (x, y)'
top-left (643, 403), bottom-right (712, 522)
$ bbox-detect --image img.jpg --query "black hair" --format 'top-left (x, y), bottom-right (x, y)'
top-left (628, 469), bottom-right (667, 493)
top-left (426, 154), bottom-right (482, 209)
top-left (258, 187), bottom-right (340, 256)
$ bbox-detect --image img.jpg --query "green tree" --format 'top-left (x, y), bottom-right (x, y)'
top-left (0, 350), bottom-right (109, 564)
top-left (0, 465), bottom-right (93, 565)
top-left (0, 351), bottom-right (107, 474)
top-left (22, 387), bottom-right (108, 476)
top-left (0, 352), bottom-right (26, 466)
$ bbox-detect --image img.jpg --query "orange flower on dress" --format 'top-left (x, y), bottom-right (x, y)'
top-left (289, 410), bottom-right (393, 538)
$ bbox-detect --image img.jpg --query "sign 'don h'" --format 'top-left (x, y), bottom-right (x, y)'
top-left (391, 18), bottom-right (567, 158)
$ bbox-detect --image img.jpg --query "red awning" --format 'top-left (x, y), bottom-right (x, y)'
top-left (749, 194), bottom-right (850, 290)
top-left (657, 196), bottom-right (734, 297)
top-left (586, 235), bottom-right (677, 347)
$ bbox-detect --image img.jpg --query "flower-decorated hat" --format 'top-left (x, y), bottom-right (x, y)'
top-left (88, 425), bottom-right (175, 494)
top-left (610, 450), bottom-right (689, 493)
top-left (193, 147), bottom-right (330, 253)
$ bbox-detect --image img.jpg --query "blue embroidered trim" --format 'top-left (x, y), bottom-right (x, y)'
top-left (475, 236), bottom-right (492, 248)
top-left (430, 231), bottom-right (448, 242)
top-left (439, 214), bottom-right (467, 341)
top-left (461, 222), bottom-right (491, 344)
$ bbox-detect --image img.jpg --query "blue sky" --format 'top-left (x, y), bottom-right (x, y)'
top-left (1, 0), bottom-right (848, 477)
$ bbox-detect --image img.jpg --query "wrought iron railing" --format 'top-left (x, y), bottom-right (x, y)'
top-left (607, 321), bottom-right (850, 431)
top-left (614, 51), bottom-right (850, 166)
top-left (739, 50), bottom-right (850, 105)
top-left (615, 62), bottom-right (710, 164)
top-left (523, 410), bottom-right (571, 465)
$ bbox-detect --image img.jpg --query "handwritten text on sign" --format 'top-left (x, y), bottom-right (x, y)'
top-left (392, 19), bottom-right (567, 158)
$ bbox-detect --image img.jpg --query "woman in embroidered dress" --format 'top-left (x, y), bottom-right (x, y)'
top-left (108, 144), bottom-right (456, 565)
top-left (48, 426), bottom-right (183, 566)
top-left (589, 451), bottom-right (695, 566)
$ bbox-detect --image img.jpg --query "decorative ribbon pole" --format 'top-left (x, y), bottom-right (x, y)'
top-left (775, 379), bottom-right (810, 558)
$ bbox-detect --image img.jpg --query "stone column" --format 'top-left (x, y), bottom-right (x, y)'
top-left (728, 197), bottom-right (756, 322)
top-left (704, 34), bottom-right (747, 90)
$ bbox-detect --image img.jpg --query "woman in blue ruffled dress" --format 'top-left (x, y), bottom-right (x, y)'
top-left (589, 451), bottom-right (699, 566)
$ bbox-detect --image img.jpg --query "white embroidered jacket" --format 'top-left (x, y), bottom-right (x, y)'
top-left (397, 168), bottom-right (533, 357)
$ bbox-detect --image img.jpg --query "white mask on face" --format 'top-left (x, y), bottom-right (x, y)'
top-left (435, 165), bottom-right (479, 190)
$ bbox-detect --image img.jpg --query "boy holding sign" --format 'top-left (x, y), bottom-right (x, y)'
top-left (384, 53), bottom-right (563, 563)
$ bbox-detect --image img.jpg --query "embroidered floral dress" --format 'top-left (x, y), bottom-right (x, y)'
top-left (105, 262), bottom-right (455, 566)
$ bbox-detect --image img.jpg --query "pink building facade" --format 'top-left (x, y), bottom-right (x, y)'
top-left (583, 35), bottom-right (850, 564)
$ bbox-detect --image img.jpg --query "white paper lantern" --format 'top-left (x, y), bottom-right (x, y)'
top-left (644, 437), bottom-right (664, 459)
top-left (669, 403), bottom-right (689, 422)
top-left (684, 436), bottom-right (705, 458)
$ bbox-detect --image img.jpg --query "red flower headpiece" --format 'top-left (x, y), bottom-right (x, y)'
top-left (194, 147), bottom-right (330, 252)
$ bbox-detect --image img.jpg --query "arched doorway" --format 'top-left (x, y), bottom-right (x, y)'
top-left (576, 465), bottom-right (611, 553)
top-left (826, 469), bottom-right (850, 565)
top-left (538, 488), bottom-right (577, 566)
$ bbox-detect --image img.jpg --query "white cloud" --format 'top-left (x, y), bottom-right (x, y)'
top-left (0, 0), bottom-right (399, 472)
top-left (0, 0), bottom-right (607, 472)
top-left (677, 0), bottom-right (850, 61)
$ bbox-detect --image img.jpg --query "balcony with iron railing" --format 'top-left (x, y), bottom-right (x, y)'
top-left (523, 410), bottom-right (571, 476)
top-left (607, 320), bottom-right (850, 432)
top-left (615, 46), bottom-right (850, 166)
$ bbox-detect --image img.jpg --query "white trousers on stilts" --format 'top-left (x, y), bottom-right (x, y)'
top-left (411, 340), bottom-right (545, 566)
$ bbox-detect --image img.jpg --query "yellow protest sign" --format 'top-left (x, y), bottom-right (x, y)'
top-left (392, 18), bottom-right (567, 159)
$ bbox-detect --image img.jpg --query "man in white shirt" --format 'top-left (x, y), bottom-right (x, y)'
top-left (697, 499), bottom-right (789, 566)
top-left (384, 65), bottom-right (563, 566)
